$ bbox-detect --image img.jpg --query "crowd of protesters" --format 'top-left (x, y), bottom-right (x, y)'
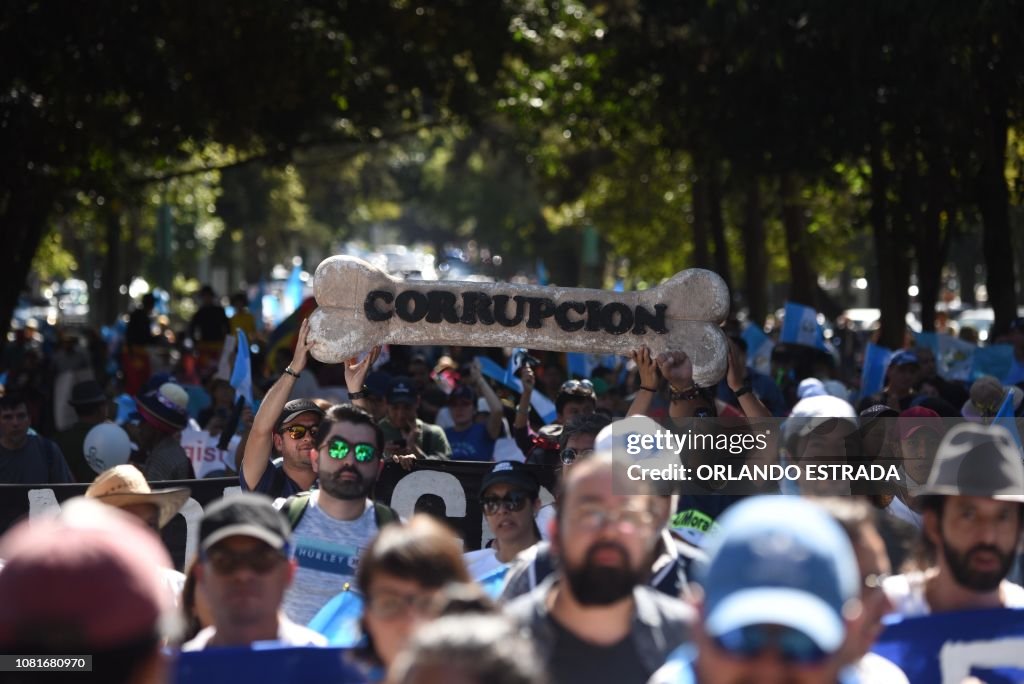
top-left (2, 286), bottom-right (1024, 683)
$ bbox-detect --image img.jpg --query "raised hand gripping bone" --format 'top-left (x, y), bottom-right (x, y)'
top-left (308, 256), bottom-right (731, 387)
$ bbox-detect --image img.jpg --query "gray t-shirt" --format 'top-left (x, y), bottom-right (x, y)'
top-left (282, 491), bottom-right (379, 625)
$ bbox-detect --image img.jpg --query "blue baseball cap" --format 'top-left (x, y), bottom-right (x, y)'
top-left (697, 496), bottom-right (859, 653)
top-left (888, 350), bottom-right (919, 369)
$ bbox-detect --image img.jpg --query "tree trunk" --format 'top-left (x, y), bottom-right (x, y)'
top-left (742, 178), bottom-right (768, 326)
top-left (977, 91), bottom-right (1016, 335)
top-left (0, 185), bottom-right (57, 347)
top-left (99, 201), bottom-right (123, 326)
top-left (706, 161), bottom-right (733, 295)
top-left (690, 166), bottom-right (712, 270)
top-left (870, 144), bottom-right (912, 350)
top-left (780, 173), bottom-right (817, 308)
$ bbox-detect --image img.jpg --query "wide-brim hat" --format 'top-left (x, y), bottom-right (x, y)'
top-left (85, 464), bottom-right (191, 528)
top-left (962, 376), bottom-right (1023, 420)
top-left (915, 422), bottom-right (1024, 502)
top-left (135, 382), bottom-right (189, 433)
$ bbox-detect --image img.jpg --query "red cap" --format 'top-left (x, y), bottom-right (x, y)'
top-left (0, 498), bottom-right (173, 650)
top-left (897, 406), bottom-right (941, 441)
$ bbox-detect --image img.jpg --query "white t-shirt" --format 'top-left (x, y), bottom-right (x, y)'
top-left (182, 617), bottom-right (328, 651)
top-left (464, 548), bottom-right (506, 581)
top-left (849, 652), bottom-right (909, 684)
top-left (884, 570), bottom-right (1024, 617)
top-left (281, 492), bottom-right (379, 625)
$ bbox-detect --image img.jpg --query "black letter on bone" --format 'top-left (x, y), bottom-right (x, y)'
top-left (601, 303), bottom-right (634, 335)
top-left (426, 290), bottom-right (460, 324)
top-left (524, 297), bottom-right (556, 329)
top-left (364, 290), bottom-right (395, 322)
top-left (632, 303), bottom-right (668, 334)
top-left (555, 301), bottom-right (586, 332)
top-left (395, 290), bottom-right (429, 323)
top-left (493, 295), bottom-right (526, 327)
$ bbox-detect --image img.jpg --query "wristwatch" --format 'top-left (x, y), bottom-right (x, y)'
top-left (283, 366), bottom-right (301, 379)
top-left (349, 387), bottom-right (370, 400)
top-left (734, 384), bottom-right (753, 398)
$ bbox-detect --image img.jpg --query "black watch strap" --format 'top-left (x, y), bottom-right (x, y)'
top-left (349, 387), bottom-right (370, 400)
top-left (734, 385), bottom-right (753, 398)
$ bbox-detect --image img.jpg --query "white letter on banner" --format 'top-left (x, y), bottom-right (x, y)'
top-left (939, 637), bottom-right (1024, 684)
top-left (390, 470), bottom-right (466, 521)
top-left (28, 488), bottom-right (59, 518)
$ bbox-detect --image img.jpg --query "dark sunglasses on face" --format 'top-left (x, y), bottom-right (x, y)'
top-left (322, 436), bottom-right (378, 463)
top-left (203, 545), bottom-right (288, 575)
top-left (713, 625), bottom-right (828, 666)
top-left (279, 424), bottom-right (319, 441)
top-left (480, 491), bottom-right (531, 515)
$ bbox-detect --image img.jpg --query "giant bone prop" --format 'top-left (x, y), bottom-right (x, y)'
top-left (308, 256), bottom-right (731, 387)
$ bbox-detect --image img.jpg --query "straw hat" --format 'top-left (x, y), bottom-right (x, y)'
top-left (85, 464), bottom-right (191, 528)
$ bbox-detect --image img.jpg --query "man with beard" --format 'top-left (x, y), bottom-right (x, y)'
top-left (883, 422), bottom-right (1024, 615)
top-left (505, 453), bottom-right (692, 684)
top-left (279, 404), bottom-right (400, 624)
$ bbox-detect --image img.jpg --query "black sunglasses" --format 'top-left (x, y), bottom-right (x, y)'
top-left (559, 447), bottom-right (594, 465)
top-left (279, 424), bottom-right (319, 441)
top-left (480, 491), bottom-right (532, 515)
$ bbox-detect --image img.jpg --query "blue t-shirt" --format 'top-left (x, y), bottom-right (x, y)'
top-left (445, 423), bottom-right (496, 462)
top-left (240, 457), bottom-right (305, 498)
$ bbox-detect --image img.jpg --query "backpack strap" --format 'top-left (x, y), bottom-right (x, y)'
top-left (284, 491), bottom-right (313, 530)
top-left (373, 502), bottom-right (400, 528)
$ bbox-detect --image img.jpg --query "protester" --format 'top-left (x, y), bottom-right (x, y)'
top-left (812, 498), bottom-right (909, 683)
top-left (180, 560), bottom-right (214, 643)
top-left (52, 379), bottom-right (109, 482)
top-left (505, 453), bottom-right (692, 684)
top-left (782, 394), bottom-right (859, 496)
top-left (240, 318), bottom-right (325, 496)
top-left (883, 422), bottom-right (1024, 614)
top-left (228, 291), bottom-right (259, 340)
top-left (716, 337), bottom-right (787, 416)
top-left (389, 614), bottom-right (545, 684)
top-left (961, 375), bottom-right (1022, 421)
top-left (132, 382), bottom-right (194, 481)
top-left (513, 365), bottom-right (597, 463)
top-left (911, 345), bottom-right (968, 409)
top-left (380, 376), bottom-right (452, 466)
top-left (353, 515), bottom-right (471, 675)
top-left (183, 493), bottom-right (327, 649)
top-left (188, 285), bottom-right (230, 353)
top-left (886, 406), bottom-right (943, 527)
top-left (1, 392), bottom-right (73, 484)
top-left (126, 292), bottom-right (160, 347)
top-left (444, 360), bottom-right (504, 461)
top-left (464, 462), bottom-right (543, 585)
top-left (0, 498), bottom-right (177, 684)
top-left (857, 350), bottom-right (919, 413)
top-left (648, 497), bottom-right (860, 684)
top-left (358, 370), bottom-right (392, 423)
top-left (85, 463), bottom-right (192, 604)
top-left (280, 403), bottom-right (401, 625)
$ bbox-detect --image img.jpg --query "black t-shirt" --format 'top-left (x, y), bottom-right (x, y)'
top-left (547, 615), bottom-right (649, 684)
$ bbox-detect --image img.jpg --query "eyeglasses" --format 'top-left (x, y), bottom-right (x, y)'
top-left (713, 625), bottom-right (829, 666)
top-left (321, 436), bottom-right (378, 463)
top-left (480, 491), bottom-right (532, 515)
top-left (570, 504), bottom-right (654, 533)
top-left (279, 424), bottom-right (319, 441)
top-left (203, 545), bottom-right (287, 575)
top-left (366, 590), bottom-right (435, 620)
top-left (559, 447), bottom-right (594, 465)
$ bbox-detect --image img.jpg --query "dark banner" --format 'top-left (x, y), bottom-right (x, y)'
top-left (0, 462), bottom-right (559, 570)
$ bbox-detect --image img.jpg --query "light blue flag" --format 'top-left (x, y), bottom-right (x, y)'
top-left (476, 355), bottom-right (557, 422)
top-left (613, 279), bottom-right (625, 293)
top-left (505, 348), bottom-right (527, 387)
top-left (741, 324), bottom-right (774, 374)
top-left (974, 344), bottom-right (1014, 382)
top-left (230, 330), bottom-right (253, 407)
top-left (566, 353), bottom-right (592, 379)
top-left (994, 388), bottom-right (1023, 455)
top-left (859, 343), bottom-right (893, 401)
top-left (307, 588), bottom-right (365, 647)
top-left (536, 258), bottom-right (549, 286)
top-left (283, 264), bottom-right (303, 316)
top-left (780, 302), bottom-right (828, 351)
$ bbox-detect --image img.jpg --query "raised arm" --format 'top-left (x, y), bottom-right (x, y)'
top-left (240, 318), bottom-right (311, 489)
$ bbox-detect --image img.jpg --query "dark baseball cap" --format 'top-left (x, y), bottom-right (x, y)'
top-left (275, 398), bottom-right (325, 431)
top-left (365, 371), bottom-right (392, 398)
top-left (199, 493), bottom-right (292, 553)
top-left (388, 376), bottom-right (419, 405)
top-left (479, 461), bottom-right (539, 498)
